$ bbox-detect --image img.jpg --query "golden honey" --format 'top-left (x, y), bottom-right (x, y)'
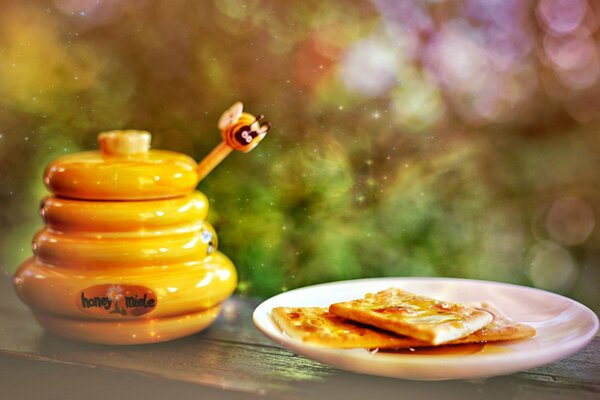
top-left (14, 130), bottom-right (245, 344)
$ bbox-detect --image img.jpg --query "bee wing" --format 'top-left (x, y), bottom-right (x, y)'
top-left (218, 102), bottom-right (244, 130)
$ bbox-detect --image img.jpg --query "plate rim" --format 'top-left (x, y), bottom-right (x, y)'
top-left (252, 277), bottom-right (599, 378)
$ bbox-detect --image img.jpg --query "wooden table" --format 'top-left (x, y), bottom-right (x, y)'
top-left (0, 275), bottom-right (598, 400)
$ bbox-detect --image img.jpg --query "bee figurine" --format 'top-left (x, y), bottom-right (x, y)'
top-left (197, 102), bottom-right (270, 181)
top-left (218, 102), bottom-right (270, 152)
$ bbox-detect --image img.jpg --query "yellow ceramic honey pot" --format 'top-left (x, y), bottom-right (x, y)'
top-left (13, 102), bottom-right (269, 345)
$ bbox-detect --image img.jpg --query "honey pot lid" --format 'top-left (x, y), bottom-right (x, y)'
top-left (44, 131), bottom-right (199, 201)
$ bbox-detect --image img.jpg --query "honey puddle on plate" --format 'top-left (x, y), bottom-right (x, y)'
top-left (381, 343), bottom-right (512, 356)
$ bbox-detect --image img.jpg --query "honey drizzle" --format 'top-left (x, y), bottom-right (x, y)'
top-left (379, 343), bottom-right (512, 356)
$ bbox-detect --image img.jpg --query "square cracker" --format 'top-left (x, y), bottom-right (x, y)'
top-left (328, 288), bottom-right (494, 345)
top-left (449, 301), bottom-right (536, 345)
top-left (271, 303), bottom-right (535, 349)
top-left (271, 306), bottom-right (419, 349)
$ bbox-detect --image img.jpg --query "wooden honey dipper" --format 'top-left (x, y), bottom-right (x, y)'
top-left (197, 102), bottom-right (270, 182)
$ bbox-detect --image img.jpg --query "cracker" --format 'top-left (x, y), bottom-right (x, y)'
top-left (328, 288), bottom-right (493, 345)
top-left (271, 307), bottom-right (417, 348)
top-left (448, 302), bottom-right (536, 345)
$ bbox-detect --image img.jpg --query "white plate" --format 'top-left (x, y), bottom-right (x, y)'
top-left (253, 277), bottom-right (599, 380)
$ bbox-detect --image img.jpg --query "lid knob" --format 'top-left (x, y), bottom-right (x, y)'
top-left (99, 130), bottom-right (151, 156)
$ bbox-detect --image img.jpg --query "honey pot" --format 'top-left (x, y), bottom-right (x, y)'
top-left (13, 102), bottom-right (269, 345)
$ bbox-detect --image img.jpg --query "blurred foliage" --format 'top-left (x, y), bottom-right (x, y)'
top-left (1, 0), bottom-right (599, 312)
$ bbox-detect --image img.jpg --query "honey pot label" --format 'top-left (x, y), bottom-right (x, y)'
top-left (77, 284), bottom-right (157, 317)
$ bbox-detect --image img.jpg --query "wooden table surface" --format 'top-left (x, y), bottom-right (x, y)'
top-left (0, 275), bottom-right (598, 400)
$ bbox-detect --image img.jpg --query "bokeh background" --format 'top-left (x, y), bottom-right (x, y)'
top-left (1, 0), bottom-right (599, 313)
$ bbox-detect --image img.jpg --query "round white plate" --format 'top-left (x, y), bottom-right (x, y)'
top-left (253, 277), bottom-right (599, 380)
